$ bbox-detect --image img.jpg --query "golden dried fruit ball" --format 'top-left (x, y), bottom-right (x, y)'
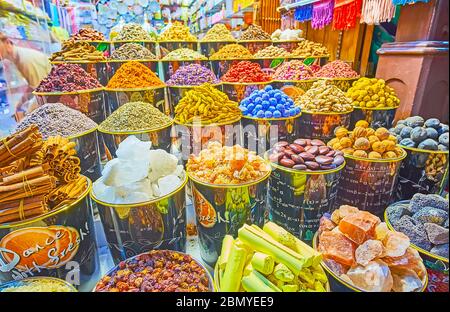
top-left (372, 141), bottom-right (386, 154)
top-left (354, 137), bottom-right (371, 150)
top-left (388, 134), bottom-right (397, 143)
top-left (366, 128), bottom-right (375, 136)
top-left (383, 151), bottom-right (398, 159)
top-left (355, 120), bottom-right (369, 128)
top-left (368, 151), bottom-right (382, 159)
top-left (342, 147), bottom-right (355, 155)
top-left (353, 150), bottom-right (368, 158)
top-left (335, 127), bottom-right (349, 139)
top-left (328, 138), bottom-right (339, 147)
top-left (339, 137), bottom-right (353, 148)
top-left (382, 140), bottom-right (396, 151)
top-left (368, 135), bottom-right (380, 145)
top-left (353, 127), bottom-right (368, 139)
top-left (332, 142), bottom-right (342, 150)
top-left (375, 127), bottom-right (390, 141)
top-left (394, 147), bottom-right (404, 156)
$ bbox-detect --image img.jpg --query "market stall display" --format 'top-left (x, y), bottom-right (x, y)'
top-left (91, 136), bottom-right (187, 262)
top-left (110, 43), bottom-right (157, 60)
top-left (328, 122), bottom-right (406, 216)
top-left (105, 61), bottom-right (168, 115)
top-left (385, 194), bottom-right (449, 292)
top-left (315, 60), bottom-right (360, 91)
top-left (316, 205), bottom-right (428, 292)
top-left (0, 126), bottom-right (99, 291)
top-left (391, 117), bottom-right (449, 200)
top-left (295, 80), bottom-right (353, 142)
top-left (98, 101), bottom-right (173, 155)
top-left (95, 250), bottom-right (213, 292)
top-left (34, 64), bottom-right (106, 124)
top-left (267, 139), bottom-right (345, 241)
top-left (347, 77), bottom-right (400, 129)
top-left (215, 222), bottom-right (328, 292)
top-left (187, 142), bottom-right (271, 264)
top-left (15, 103), bottom-right (101, 180)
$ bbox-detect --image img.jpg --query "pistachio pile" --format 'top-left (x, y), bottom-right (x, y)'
top-left (295, 80), bottom-right (353, 113)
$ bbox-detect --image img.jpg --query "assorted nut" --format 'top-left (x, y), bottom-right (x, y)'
top-left (254, 45), bottom-right (291, 58)
top-left (347, 77), bottom-right (400, 109)
top-left (327, 120), bottom-right (404, 159)
top-left (290, 40), bottom-right (329, 58)
top-left (269, 139), bottom-right (345, 171)
top-left (240, 24), bottom-right (271, 41)
top-left (295, 79), bottom-right (353, 113)
top-left (201, 23), bottom-right (235, 41)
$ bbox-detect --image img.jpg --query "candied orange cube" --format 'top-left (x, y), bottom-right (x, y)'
top-left (338, 211), bottom-right (381, 245)
top-left (319, 230), bottom-right (356, 267)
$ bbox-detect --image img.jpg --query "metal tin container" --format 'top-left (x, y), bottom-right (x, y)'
top-left (98, 122), bottom-right (173, 160)
top-left (271, 79), bottom-right (317, 93)
top-left (51, 60), bottom-right (109, 86)
top-left (90, 175), bottom-right (188, 264)
top-left (188, 170), bottom-right (271, 266)
top-left (221, 81), bottom-right (271, 103)
top-left (267, 157), bottom-right (345, 243)
top-left (199, 40), bottom-right (237, 58)
top-left (158, 41), bottom-right (198, 59)
top-left (213, 256), bottom-right (330, 292)
top-left (350, 106), bottom-right (399, 129)
top-left (172, 117), bottom-right (242, 164)
top-left (34, 88), bottom-right (106, 124)
top-left (241, 113), bottom-right (302, 153)
top-left (238, 40), bottom-right (272, 54)
top-left (168, 83), bottom-right (223, 110)
top-left (298, 110), bottom-right (353, 143)
top-left (104, 86), bottom-right (170, 116)
top-left (335, 149), bottom-right (407, 217)
top-left (160, 59), bottom-right (209, 82)
top-left (93, 250), bottom-right (215, 292)
top-left (312, 232), bottom-right (428, 292)
top-left (394, 146), bottom-right (449, 201)
top-left (0, 177), bottom-right (100, 292)
top-left (107, 59), bottom-right (159, 81)
top-left (68, 128), bottom-right (102, 182)
top-left (385, 201), bottom-right (448, 292)
top-left (0, 276), bottom-right (78, 292)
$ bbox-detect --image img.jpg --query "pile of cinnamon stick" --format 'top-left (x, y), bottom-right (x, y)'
top-left (0, 125), bottom-right (86, 224)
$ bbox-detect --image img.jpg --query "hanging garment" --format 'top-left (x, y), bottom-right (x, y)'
top-left (361, 0), bottom-right (396, 24)
top-left (392, 0), bottom-right (430, 5)
top-left (295, 4), bottom-right (314, 22)
top-left (332, 0), bottom-right (363, 30)
top-left (311, 0), bottom-right (335, 29)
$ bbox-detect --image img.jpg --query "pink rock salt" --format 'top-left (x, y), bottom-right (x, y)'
top-left (338, 211), bottom-right (381, 245)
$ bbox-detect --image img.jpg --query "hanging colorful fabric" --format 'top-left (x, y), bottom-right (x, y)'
top-left (392, 0), bottom-right (430, 5)
top-left (332, 0), bottom-right (362, 30)
top-left (361, 0), bottom-right (396, 24)
top-left (294, 4), bottom-right (314, 22)
top-left (312, 0), bottom-right (335, 29)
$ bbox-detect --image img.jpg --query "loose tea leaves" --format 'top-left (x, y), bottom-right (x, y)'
top-left (35, 64), bottom-right (102, 92)
top-left (16, 103), bottom-right (98, 139)
top-left (99, 101), bottom-right (172, 132)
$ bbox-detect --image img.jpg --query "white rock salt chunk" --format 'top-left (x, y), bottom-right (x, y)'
top-left (158, 174), bottom-right (181, 196)
top-left (116, 135), bottom-right (152, 161)
top-left (147, 150), bottom-right (178, 182)
top-left (102, 159), bottom-right (149, 187)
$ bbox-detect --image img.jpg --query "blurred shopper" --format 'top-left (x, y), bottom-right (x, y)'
top-left (0, 32), bottom-right (51, 119)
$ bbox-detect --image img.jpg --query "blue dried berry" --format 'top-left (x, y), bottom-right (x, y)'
top-left (418, 138), bottom-right (438, 151)
top-left (410, 127), bottom-right (428, 143)
top-left (424, 118), bottom-right (441, 129)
